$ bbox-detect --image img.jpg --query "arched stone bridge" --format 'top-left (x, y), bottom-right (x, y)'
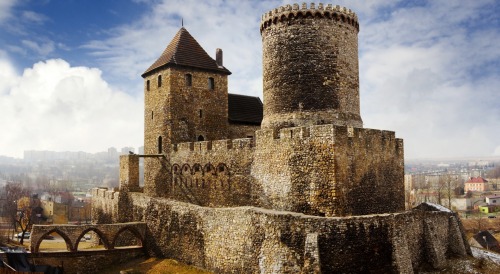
top-left (30, 222), bottom-right (146, 253)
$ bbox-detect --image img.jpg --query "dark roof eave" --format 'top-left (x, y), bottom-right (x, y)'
top-left (228, 119), bottom-right (262, 126)
top-left (142, 63), bottom-right (231, 78)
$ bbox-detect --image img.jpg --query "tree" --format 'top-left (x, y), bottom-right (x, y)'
top-left (2, 183), bottom-right (32, 244)
top-left (444, 175), bottom-right (457, 209)
top-left (487, 165), bottom-right (500, 179)
top-left (15, 197), bottom-right (32, 244)
top-left (436, 176), bottom-right (445, 206)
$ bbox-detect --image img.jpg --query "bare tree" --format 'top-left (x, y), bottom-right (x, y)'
top-left (15, 197), bottom-right (33, 245)
top-left (487, 165), bottom-right (500, 179)
top-left (445, 175), bottom-right (458, 209)
top-left (436, 176), bottom-right (445, 206)
top-left (2, 183), bottom-right (32, 244)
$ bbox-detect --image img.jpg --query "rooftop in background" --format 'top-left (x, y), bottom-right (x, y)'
top-left (466, 177), bottom-right (488, 183)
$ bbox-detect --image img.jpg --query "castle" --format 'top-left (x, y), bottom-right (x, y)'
top-left (92, 3), bottom-right (471, 273)
top-left (127, 2), bottom-right (405, 217)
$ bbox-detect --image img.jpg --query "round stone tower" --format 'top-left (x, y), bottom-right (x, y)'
top-left (260, 3), bottom-right (363, 130)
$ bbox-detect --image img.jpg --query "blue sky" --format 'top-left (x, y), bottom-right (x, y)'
top-left (0, 0), bottom-right (499, 159)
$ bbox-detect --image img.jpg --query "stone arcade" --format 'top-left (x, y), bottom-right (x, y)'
top-left (92, 3), bottom-right (471, 273)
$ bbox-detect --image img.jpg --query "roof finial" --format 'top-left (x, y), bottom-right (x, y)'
top-left (181, 18), bottom-right (184, 27)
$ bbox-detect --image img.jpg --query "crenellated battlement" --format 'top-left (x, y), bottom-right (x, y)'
top-left (92, 187), bottom-right (118, 200)
top-left (171, 138), bottom-right (254, 154)
top-left (255, 124), bottom-right (400, 145)
top-left (260, 2), bottom-right (359, 32)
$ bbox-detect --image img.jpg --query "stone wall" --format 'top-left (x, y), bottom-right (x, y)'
top-left (167, 138), bottom-right (255, 207)
top-left (1, 248), bottom-right (144, 274)
top-left (118, 123), bottom-right (403, 216)
top-left (92, 192), bottom-right (470, 274)
top-left (228, 123), bottom-right (260, 139)
top-left (91, 188), bottom-right (120, 223)
top-left (252, 124), bottom-right (404, 216)
top-left (120, 154), bottom-right (140, 192)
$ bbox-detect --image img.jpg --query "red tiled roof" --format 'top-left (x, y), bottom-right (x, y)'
top-left (465, 177), bottom-right (488, 183)
top-left (142, 27), bottom-right (231, 77)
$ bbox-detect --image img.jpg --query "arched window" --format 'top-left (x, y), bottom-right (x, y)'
top-left (158, 75), bottom-right (162, 87)
top-left (208, 77), bottom-right (214, 90)
top-left (146, 80), bottom-right (150, 91)
top-left (185, 74), bottom-right (192, 86)
top-left (199, 109), bottom-right (203, 118)
top-left (158, 136), bottom-right (162, 153)
top-left (197, 135), bottom-right (204, 141)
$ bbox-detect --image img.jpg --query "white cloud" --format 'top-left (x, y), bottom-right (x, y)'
top-left (0, 51), bottom-right (19, 95)
top-left (21, 39), bottom-right (55, 56)
top-left (0, 0), bottom-right (15, 23)
top-left (22, 11), bottom-right (48, 24)
top-left (359, 1), bottom-right (500, 158)
top-left (0, 58), bottom-right (143, 158)
top-left (4, 0), bottom-right (497, 160)
top-left (82, 0), bottom-right (286, 97)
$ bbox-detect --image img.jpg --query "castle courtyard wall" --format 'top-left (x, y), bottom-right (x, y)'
top-left (252, 124), bottom-right (404, 217)
top-left (92, 191), bottom-right (469, 274)
top-left (228, 123), bottom-right (260, 139)
top-left (166, 138), bottom-right (255, 207)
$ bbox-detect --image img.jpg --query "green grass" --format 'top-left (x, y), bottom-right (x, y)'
top-left (100, 257), bottom-right (213, 274)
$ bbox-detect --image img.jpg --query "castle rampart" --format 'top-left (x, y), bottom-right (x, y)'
top-left (91, 191), bottom-right (470, 274)
top-left (252, 124), bottom-right (404, 216)
top-left (119, 121), bottom-right (404, 217)
top-left (165, 138), bottom-right (255, 207)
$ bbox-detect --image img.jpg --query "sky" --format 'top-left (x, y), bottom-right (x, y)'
top-left (0, 0), bottom-right (499, 160)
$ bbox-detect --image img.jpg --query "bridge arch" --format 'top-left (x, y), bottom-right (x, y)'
top-left (111, 225), bottom-right (144, 249)
top-left (32, 228), bottom-right (73, 253)
top-left (75, 227), bottom-right (111, 251)
top-left (30, 222), bottom-right (146, 253)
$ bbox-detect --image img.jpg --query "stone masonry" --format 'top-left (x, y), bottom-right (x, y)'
top-left (91, 2), bottom-right (471, 273)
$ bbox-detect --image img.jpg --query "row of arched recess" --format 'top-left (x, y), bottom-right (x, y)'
top-left (33, 226), bottom-right (143, 253)
top-left (172, 163), bottom-right (230, 189)
top-left (261, 11), bottom-right (359, 31)
top-left (172, 163), bottom-right (229, 176)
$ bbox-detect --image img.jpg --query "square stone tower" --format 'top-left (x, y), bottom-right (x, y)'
top-left (141, 27), bottom-right (231, 196)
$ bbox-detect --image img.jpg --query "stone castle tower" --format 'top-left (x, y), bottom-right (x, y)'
top-left (261, 3), bottom-right (362, 130)
top-left (141, 28), bottom-right (232, 195)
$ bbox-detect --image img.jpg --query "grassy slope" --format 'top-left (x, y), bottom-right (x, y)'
top-left (100, 257), bottom-right (213, 274)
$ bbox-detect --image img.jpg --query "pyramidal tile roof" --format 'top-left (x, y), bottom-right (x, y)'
top-left (142, 27), bottom-right (231, 77)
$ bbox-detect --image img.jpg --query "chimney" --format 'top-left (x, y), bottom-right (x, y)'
top-left (216, 48), bottom-right (223, 67)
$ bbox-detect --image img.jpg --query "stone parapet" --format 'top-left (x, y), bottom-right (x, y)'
top-left (172, 138), bottom-right (254, 154)
top-left (97, 193), bottom-right (470, 274)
